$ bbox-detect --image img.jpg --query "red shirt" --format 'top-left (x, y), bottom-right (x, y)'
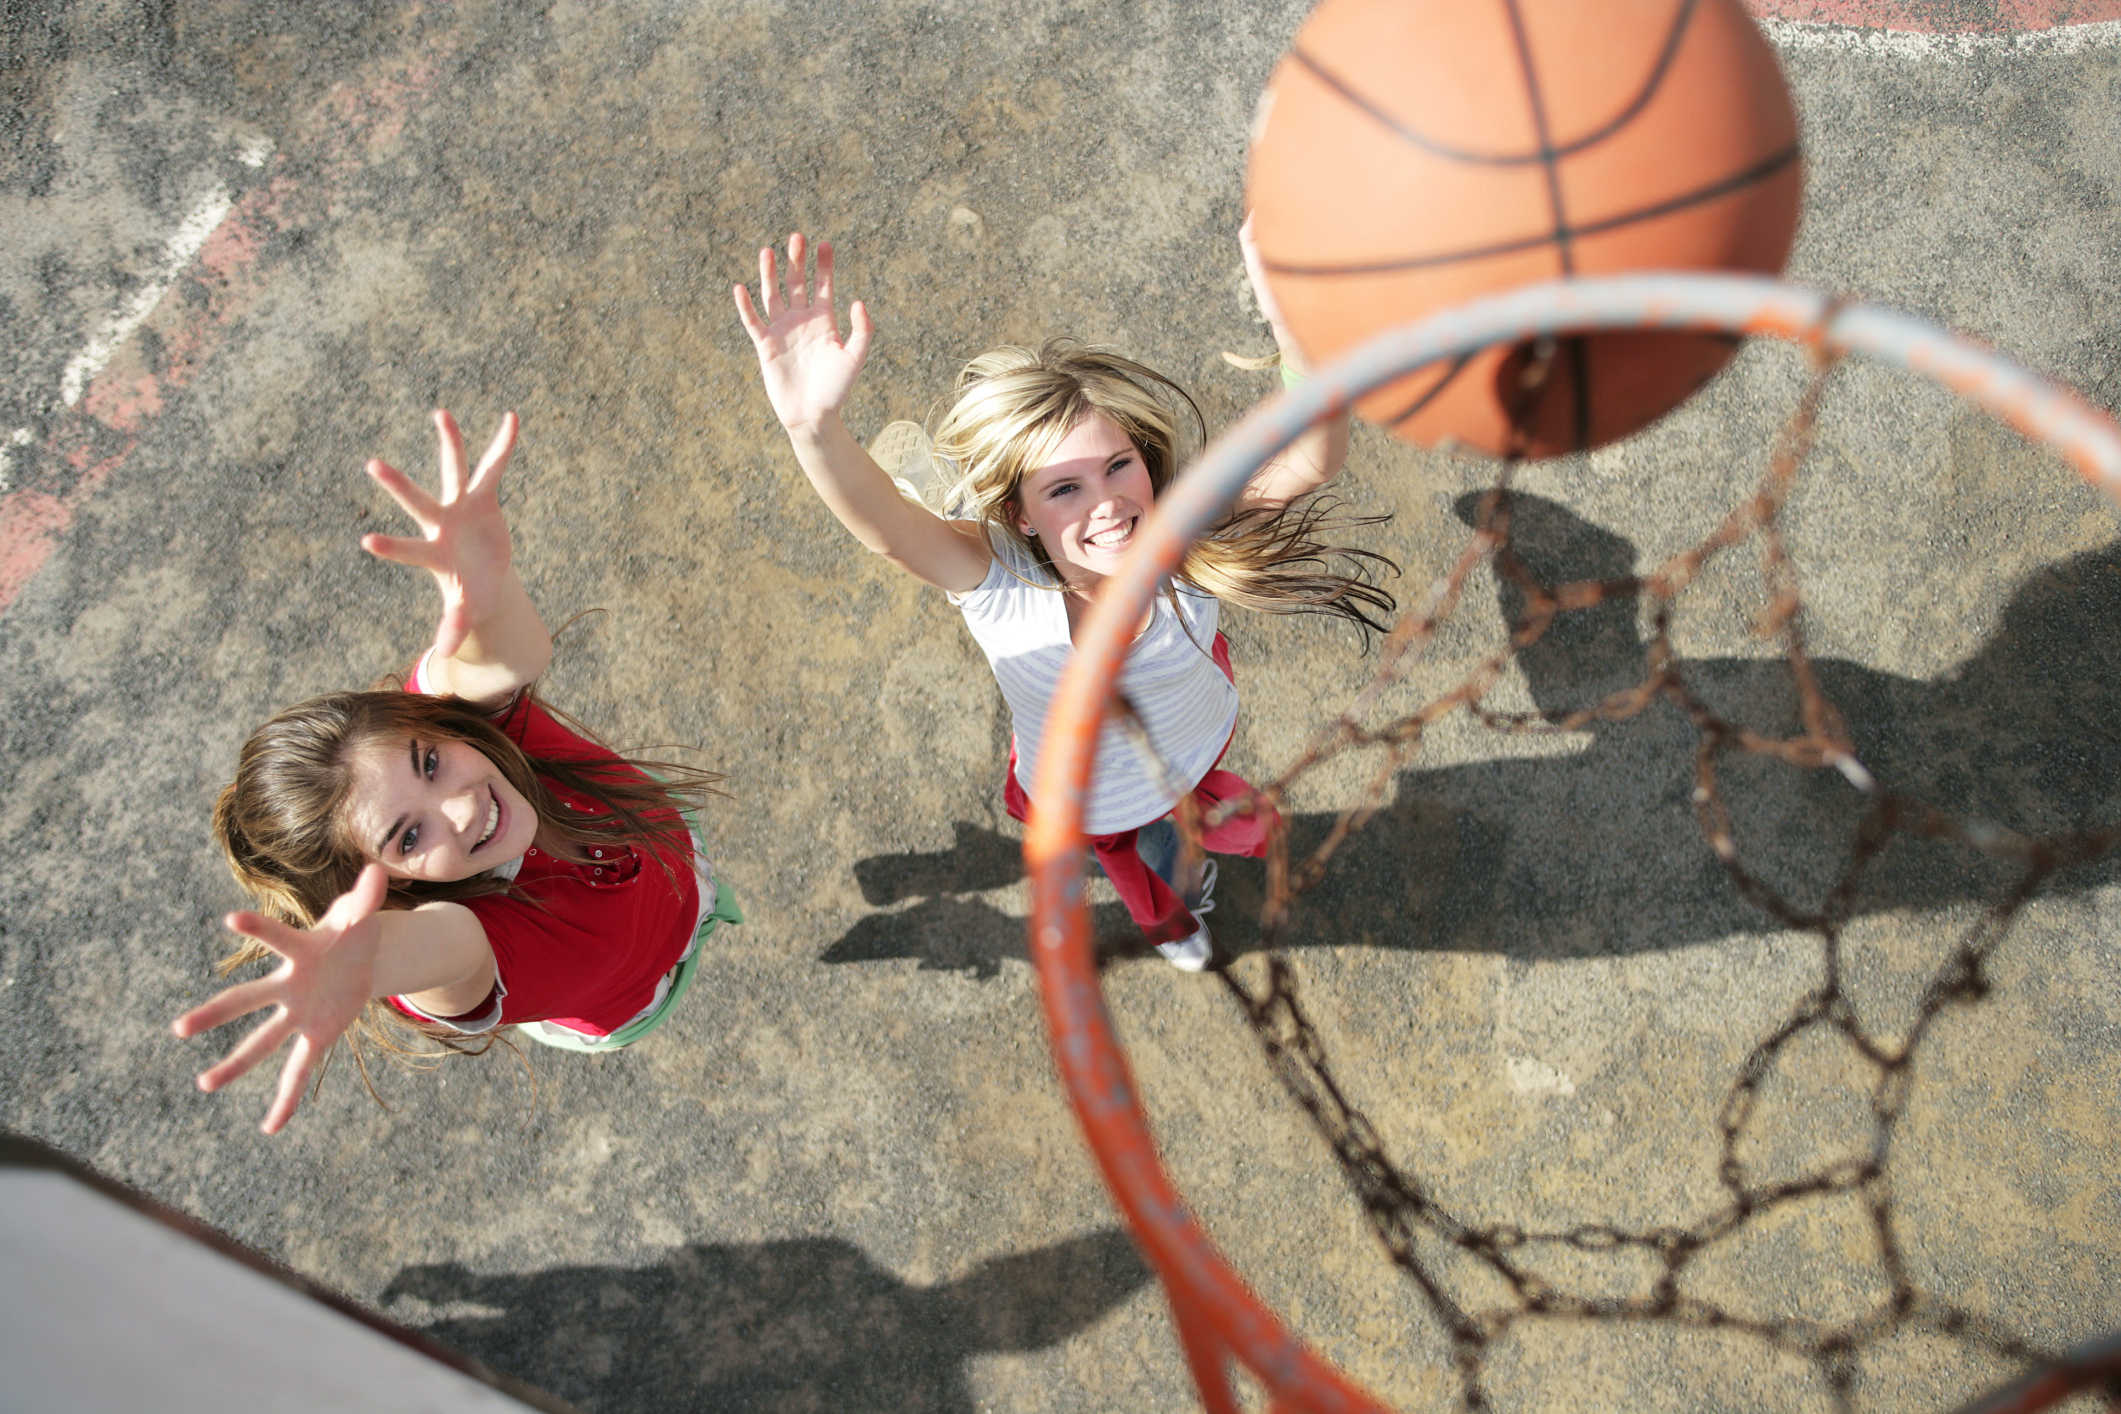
top-left (388, 679), bottom-right (701, 1037)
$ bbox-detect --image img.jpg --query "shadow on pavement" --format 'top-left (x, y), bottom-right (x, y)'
top-left (382, 1228), bottom-right (1151, 1414)
top-left (830, 495), bottom-right (2121, 971)
top-left (827, 825), bottom-right (1148, 978)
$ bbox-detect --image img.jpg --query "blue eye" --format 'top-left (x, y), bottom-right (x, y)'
top-left (399, 824), bottom-right (420, 856)
top-left (423, 747), bottom-right (438, 778)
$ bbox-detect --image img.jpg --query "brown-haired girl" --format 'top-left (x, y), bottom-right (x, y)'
top-left (734, 226), bottom-right (1389, 972)
top-left (172, 411), bottom-right (737, 1132)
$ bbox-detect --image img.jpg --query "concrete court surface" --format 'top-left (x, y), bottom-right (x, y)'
top-left (5, 2), bottom-right (2121, 1411)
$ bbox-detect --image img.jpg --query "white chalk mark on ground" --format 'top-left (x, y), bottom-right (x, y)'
top-left (0, 428), bottom-right (30, 493)
top-left (1765, 16), bottom-right (2121, 58)
top-left (1505, 1056), bottom-right (1578, 1097)
top-left (58, 184), bottom-right (235, 409)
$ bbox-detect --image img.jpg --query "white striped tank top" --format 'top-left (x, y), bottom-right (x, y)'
top-left (952, 531), bottom-right (1240, 835)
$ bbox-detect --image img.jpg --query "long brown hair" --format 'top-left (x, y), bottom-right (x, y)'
top-left (929, 339), bottom-right (1397, 633)
top-left (213, 682), bottom-right (724, 1070)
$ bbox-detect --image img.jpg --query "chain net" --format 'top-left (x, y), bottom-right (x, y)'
top-left (1142, 341), bottom-right (2121, 1413)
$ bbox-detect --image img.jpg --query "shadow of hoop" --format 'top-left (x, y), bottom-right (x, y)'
top-left (1023, 274), bottom-right (2121, 1414)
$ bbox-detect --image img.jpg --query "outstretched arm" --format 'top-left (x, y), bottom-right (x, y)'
top-left (171, 866), bottom-right (496, 1133)
top-left (734, 232), bottom-right (991, 594)
top-left (363, 410), bottom-right (551, 706)
top-left (1233, 214), bottom-right (1354, 513)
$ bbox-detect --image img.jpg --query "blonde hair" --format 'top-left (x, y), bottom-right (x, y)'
top-left (928, 339), bottom-right (1394, 631)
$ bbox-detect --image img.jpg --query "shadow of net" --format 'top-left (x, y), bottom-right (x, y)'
top-left (1126, 343), bottom-right (2121, 1414)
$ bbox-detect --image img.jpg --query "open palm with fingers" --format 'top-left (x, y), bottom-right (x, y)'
top-left (172, 865), bottom-right (390, 1134)
top-left (733, 231), bottom-right (875, 431)
top-left (361, 409), bottom-right (520, 662)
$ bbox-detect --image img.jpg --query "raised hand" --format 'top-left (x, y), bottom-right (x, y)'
top-left (1240, 212), bottom-right (1306, 376)
top-left (172, 865), bottom-right (390, 1134)
top-left (1235, 213), bottom-right (1348, 509)
top-left (733, 232), bottom-right (875, 432)
top-left (361, 410), bottom-right (520, 663)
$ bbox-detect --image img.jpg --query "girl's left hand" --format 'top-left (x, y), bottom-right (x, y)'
top-left (1234, 213), bottom-right (1350, 509)
top-left (1240, 213), bottom-right (1306, 377)
top-left (171, 865), bottom-right (390, 1134)
top-left (361, 410), bottom-right (520, 663)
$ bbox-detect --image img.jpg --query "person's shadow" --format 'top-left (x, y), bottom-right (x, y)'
top-left (824, 823), bottom-right (1147, 978)
top-left (381, 1229), bottom-right (1151, 1414)
top-left (831, 494), bottom-right (2121, 968)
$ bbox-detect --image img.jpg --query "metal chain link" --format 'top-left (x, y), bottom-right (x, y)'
top-left (1149, 350), bottom-right (2121, 1412)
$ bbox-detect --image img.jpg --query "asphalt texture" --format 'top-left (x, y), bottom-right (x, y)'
top-left (4, 4), bottom-right (2121, 1412)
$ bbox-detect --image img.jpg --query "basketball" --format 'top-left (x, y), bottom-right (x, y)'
top-left (1246, 0), bottom-right (1802, 458)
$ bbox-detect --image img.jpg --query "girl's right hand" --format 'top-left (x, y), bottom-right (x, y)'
top-left (171, 865), bottom-right (390, 1134)
top-left (361, 410), bottom-right (522, 665)
top-left (733, 232), bottom-right (875, 432)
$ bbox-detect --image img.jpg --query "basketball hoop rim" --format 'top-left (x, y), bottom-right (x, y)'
top-left (1022, 271), bottom-right (2121, 1414)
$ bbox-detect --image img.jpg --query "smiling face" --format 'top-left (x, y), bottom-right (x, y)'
top-left (341, 733), bottom-right (540, 882)
top-left (1012, 412), bottom-right (1156, 592)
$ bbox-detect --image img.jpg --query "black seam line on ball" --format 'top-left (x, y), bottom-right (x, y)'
top-left (1382, 352), bottom-right (1477, 430)
top-left (1567, 335), bottom-right (1591, 450)
top-left (1258, 143), bottom-right (1799, 280)
top-left (1285, 0), bottom-right (1698, 170)
top-left (1503, 0), bottom-right (1574, 275)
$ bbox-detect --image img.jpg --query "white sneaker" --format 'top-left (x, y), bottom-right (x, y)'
top-left (1153, 859), bottom-right (1218, 971)
top-left (1187, 858), bottom-right (1218, 917)
top-left (868, 421), bottom-right (942, 507)
top-left (1155, 923), bottom-right (1214, 972)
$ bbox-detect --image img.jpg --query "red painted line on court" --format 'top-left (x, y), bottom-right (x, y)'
top-left (1746, 0), bottom-right (2121, 30)
top-left (0, 28), bottom-right (456, 617)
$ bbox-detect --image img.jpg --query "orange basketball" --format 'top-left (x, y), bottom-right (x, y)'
top-left (1246, 0), bottom-right (1802, 458)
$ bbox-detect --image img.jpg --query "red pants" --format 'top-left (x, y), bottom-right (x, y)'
top-left (1002, 633), bottom-right (1277, 946)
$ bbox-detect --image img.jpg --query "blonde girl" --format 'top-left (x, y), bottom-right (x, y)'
top-left (173, 411), bottom-right (738, 1132)
top-left (734, 228), bottom-right (1389, 969)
